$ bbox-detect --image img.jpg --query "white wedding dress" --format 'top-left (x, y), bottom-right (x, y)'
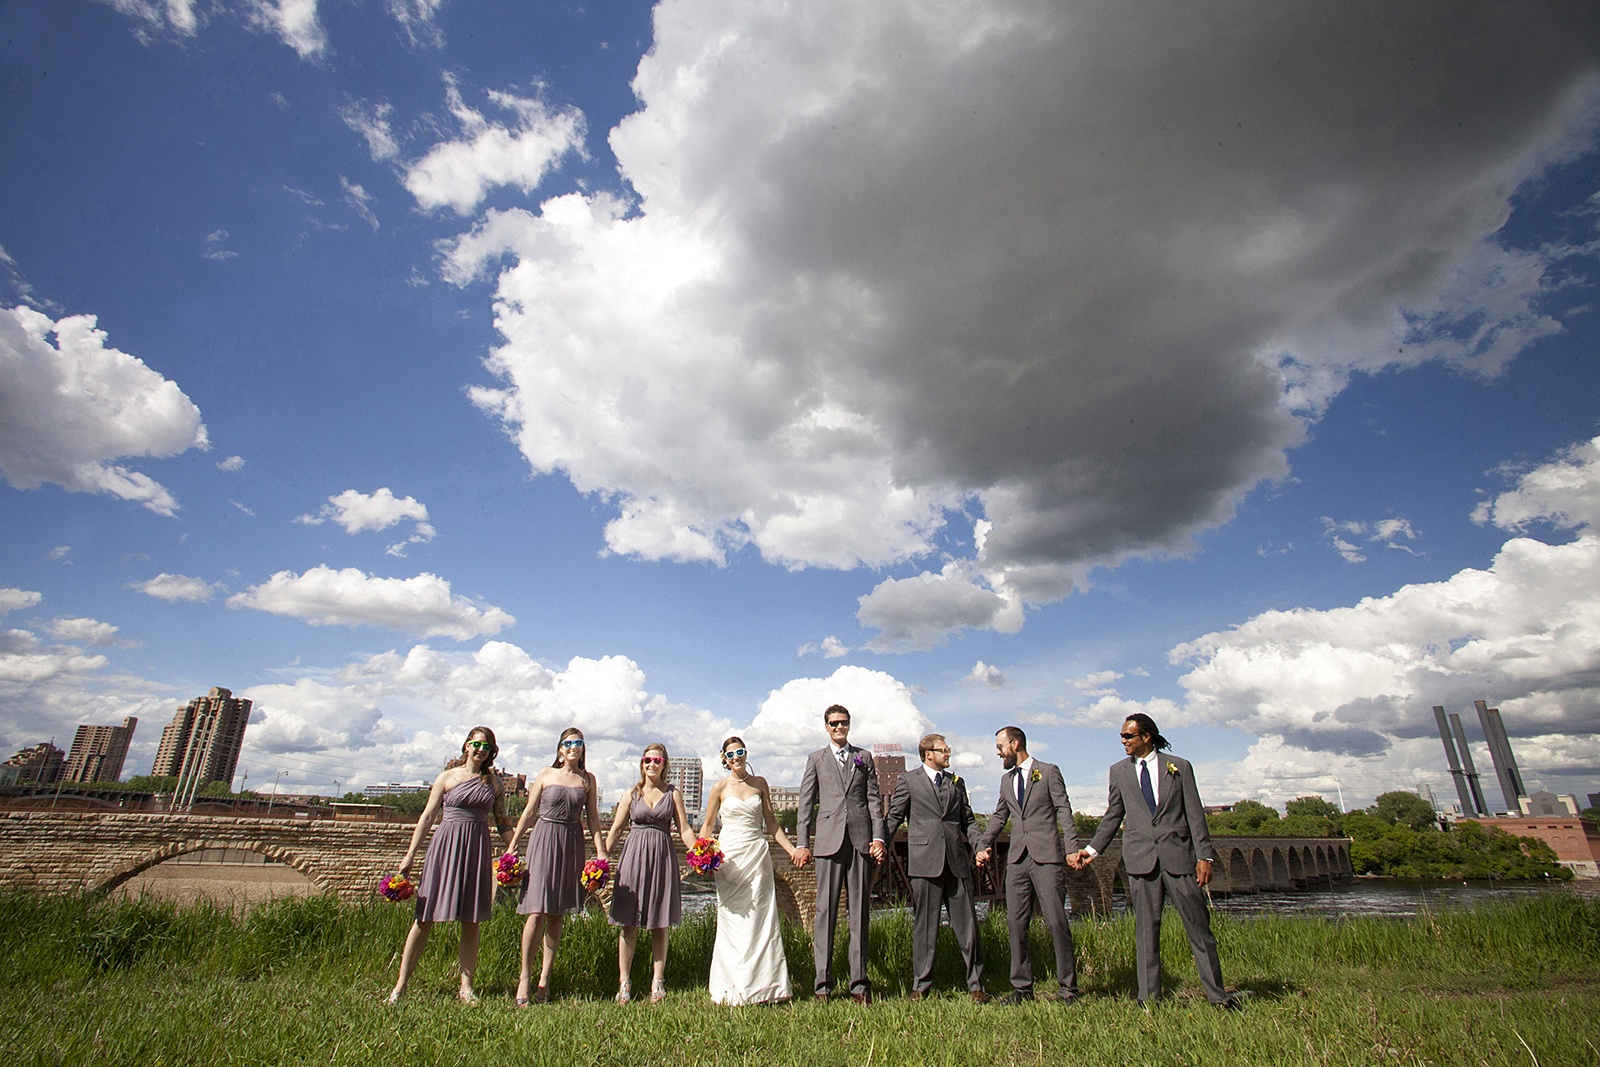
top-left (708, 792), bottom-right (792, 1005)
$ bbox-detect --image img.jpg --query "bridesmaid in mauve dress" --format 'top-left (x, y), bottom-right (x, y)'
top-left (507, 726), bottom-right (606, 1004)
top-left (389, 727), bottom-right (513, 1004)
top-left (603, 743), bottom-right (699, 1003)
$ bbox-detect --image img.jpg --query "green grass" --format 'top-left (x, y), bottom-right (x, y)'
top-left (0, 891), bottom-right (1597, 1065)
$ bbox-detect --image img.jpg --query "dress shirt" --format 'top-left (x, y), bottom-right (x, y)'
top-left (1085, 752), bottom-right (1162, 859)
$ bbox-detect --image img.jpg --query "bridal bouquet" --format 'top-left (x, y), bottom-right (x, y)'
top-left (686, 837), bottom-right (724, 874)
top-left (378, 874), bottom-right (415, 902)
top-left (495, 852), bottom-right (527, 886)
top-left (580, 857), bottom-right (611, 893)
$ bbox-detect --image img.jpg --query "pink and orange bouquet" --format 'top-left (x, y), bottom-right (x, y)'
top-left (378, 873), bottom-right (415, 902)
top-left (495, 852), bottom-right (527, 886)
top-left (580, 857), bottom-right (611, 893)
top-left (686, 837), bottom-right (724, 875)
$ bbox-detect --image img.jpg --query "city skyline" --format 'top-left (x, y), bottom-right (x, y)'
top-left (1, 2), bottom-right (1598, 814)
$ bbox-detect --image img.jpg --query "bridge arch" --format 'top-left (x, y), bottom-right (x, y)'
top-left (1251, 848), bottom-right (1270, 889)
top-left (1228, 848), bottom-right (1252, 892)
top-left (1286, 848), bottom-right (1304, 881)
top-left (94, 839), bottom-right (332, 897)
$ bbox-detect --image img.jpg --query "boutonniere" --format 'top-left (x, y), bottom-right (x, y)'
top-left (950, 774), bottom-right (962, 786)
top-left (1029, 769), bottom-right (1042, 783)
top-left (852, 753), bottom-right (869, 770)
top-left (1166, 761), bottom-right (1179, 777)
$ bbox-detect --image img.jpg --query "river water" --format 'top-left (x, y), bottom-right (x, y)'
top-left (681, 878), bottom-right (1600, 922)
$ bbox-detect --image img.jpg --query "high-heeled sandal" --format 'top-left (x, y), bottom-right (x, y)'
top-left (534, 985), bottom-right (550, 1003)
top-left (616, 979), bottom-right (632, 1004)
top-left (650, 978), bottom-right (667, 1003)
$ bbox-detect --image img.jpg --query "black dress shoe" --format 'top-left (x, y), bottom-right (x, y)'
top-left (1000, 990), bottom-right (1034, 1005)
top-left (970, 990), bottom-right (992, 1004)
top-left (1216, 995), bottom-right (1244, 1011)
top-left (814, 991), bottom-right (831, 1003)
top-left (1048, 991), bottom-right (1078, 1005)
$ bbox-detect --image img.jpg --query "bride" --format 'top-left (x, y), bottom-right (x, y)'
top-left (699, 736), bottom-right (797, 1005)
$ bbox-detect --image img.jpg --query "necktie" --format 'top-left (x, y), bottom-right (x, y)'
top-left (1139, 759), bottom-right (1157, 815)
top-left (935, 771), bottom-right (946, 794)
top-left (837, 747), bottom-right (848, 770)
top-left (1013, 768), bottom-right (1025, 807)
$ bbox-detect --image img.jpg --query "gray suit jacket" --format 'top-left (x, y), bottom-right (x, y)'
top-left (796, 744), bottom-right (886, 857)
top-left (884, 768), bottom-right (981, 880)
top-left (1089, 752), bottom-right (1216, 876)
top-left (976, 760), bottom-right (1079, 864)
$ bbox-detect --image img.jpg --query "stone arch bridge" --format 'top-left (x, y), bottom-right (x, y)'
top-left (0, 811), bottom-right (1350, 926)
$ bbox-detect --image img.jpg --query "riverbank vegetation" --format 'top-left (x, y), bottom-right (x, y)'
top-left (1, 890), bottom-right (1596, 1065)
top-left (1204, 793), bottom-right (1572, 880)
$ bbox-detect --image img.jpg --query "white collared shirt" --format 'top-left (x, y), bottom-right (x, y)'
top-left (924, 762), bottom-right (944, 785)
top-left (1085, 752), bottom-right (1160, 859)
top-left (1009, 756), bottom-right (1034, 803)
top-left (832, 743), bottom-right (851, 766)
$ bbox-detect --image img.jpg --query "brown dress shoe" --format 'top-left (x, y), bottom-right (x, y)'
top-left (971, 990), bottom-right (992, 1003)
top-left (850, 991), bottom-right (872, 1005)
top-left (907, 991), bottom-right (924, 1001)
top-left (814, 991), bottom-right (831, 1003)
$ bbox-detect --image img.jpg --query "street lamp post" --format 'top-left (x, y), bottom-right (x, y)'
top-left (265, 771), bottom-right (285, 816)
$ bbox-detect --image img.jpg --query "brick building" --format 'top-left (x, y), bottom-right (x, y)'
top-left (2, 742), bottom-right (64, 784)
top-left (153, 688), bottom-right (251, 794)
top-left (64, 717), bottom-right (138, 784)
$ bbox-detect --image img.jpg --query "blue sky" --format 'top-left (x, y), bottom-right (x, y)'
top-left (2, 0), bottom-right (1598, 814)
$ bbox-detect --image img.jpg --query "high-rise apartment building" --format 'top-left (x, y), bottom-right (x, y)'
top-left (2, 742), bottom-right (65, 784)
top-left (152, 688), bottom-right (251, 794)
top-left (65, 717), bottom-right (138, 783)
top-left (665, 756), bottom-right (704, 815)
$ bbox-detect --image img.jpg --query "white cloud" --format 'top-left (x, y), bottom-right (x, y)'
top-left (1321, 516), bottom-right (1421, 563)
top-left (45, 547), bottom-right (70, 562)
top-left (382, 0), bottom-right (446, 48)
top-left (0, 589), bottom-right (42, 615)
top-left (95, 0), bottom-right (200, 39)
top-left (1151, 436), bottom-right (1600, 803)
top-left (341, 177), bottom-right (379, 231)
top-left (403, 76), bottom-right (585, 216)
top-left (444, 2), bottom-right (1600, 650)
top-left (1473, 436), bottom-right (1600, 532)
top-left (242, 0), bottom-right (329, 60)
top-left (132, 573), bottom-right (217, 602)
top-left (296, 487), bottom-right (430, 534)
top-left (202, 230), bottom-right (238, 262)
top-left (961, 661), bottom-right (1010, 689)
top-left (798, 635), bottom-right (850, 658)
top-left (0, 306), bottom-right (209, 516)
top-left (44, 617), bottom-right (139, 648)
top-left (740, 665), bottom-right (934, 785)
top-left (0, 627), bottom-right (109, 684)
top-left (855, 556), bottom-right (1024, 652)
top-left (227, 565), bottom-right (514, 641)
top-left (340, 100), bottom-right (400, 162)
top-left (216, 455), bottom-right (245, 472)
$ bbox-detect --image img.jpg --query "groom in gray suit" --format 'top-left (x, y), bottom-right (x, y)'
top-left (883, 733), bottom-right (988, 1001)
top-left (1071, 713), bottom-right (1234, 1007)
top-left (974, 726), bottom-right (1080, 1004)
top-left (793, 704), bottom-right (887, 1003)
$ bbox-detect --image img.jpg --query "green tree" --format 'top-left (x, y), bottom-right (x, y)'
top-left (1206, 799), bottom-right (1281, 835)
top-left (1073, 811), bottom-right (1101, 838)
top-left (1372, 790), bottom-right (1439, 831)
top-left (123, 775), bottom-right (179, 792)
top-left (1285, 796), bottom-right (1341, 819)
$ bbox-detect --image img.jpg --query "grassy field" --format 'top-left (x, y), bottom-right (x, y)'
top-left (1, 890), bottom-right (1596, 1066)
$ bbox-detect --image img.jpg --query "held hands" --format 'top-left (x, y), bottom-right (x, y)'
top-left (790, 847), bottom-right (811, 868)
top-left (1195, 858), bottom-right (1212, 887)
top-left (869, 840), bottom-right (887, 863)
top-left (1068, 849), bottom-right (1094, 869)
top-left (974, 848), bottom-right (991, 867)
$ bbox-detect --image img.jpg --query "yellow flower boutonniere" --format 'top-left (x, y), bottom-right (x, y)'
top-left (950, 774), bottom-right (962, 787)
top-left (1166, 761), bottom-right (1179, 777)
top-left (1030, 769), bottom-right (1042, 783)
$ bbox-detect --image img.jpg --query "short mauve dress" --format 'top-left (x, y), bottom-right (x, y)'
top-left (609, 785), bottom-right (684, 929)
top-left (519, 782), bottom-right (588, 916)
top-left (413, 776), bottom-right (497, 923)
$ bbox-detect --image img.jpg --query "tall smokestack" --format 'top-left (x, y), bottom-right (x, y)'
top-left (1449, 713), bottom-right (1489, 817)
top-left (1475, 700), bottom-right (1527, 813)
top-left (1433, 705), bottom-right (1477, 815)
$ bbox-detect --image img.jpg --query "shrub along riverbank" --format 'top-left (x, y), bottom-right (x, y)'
top-left (1, 891), bottom-right (1596, 1065)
